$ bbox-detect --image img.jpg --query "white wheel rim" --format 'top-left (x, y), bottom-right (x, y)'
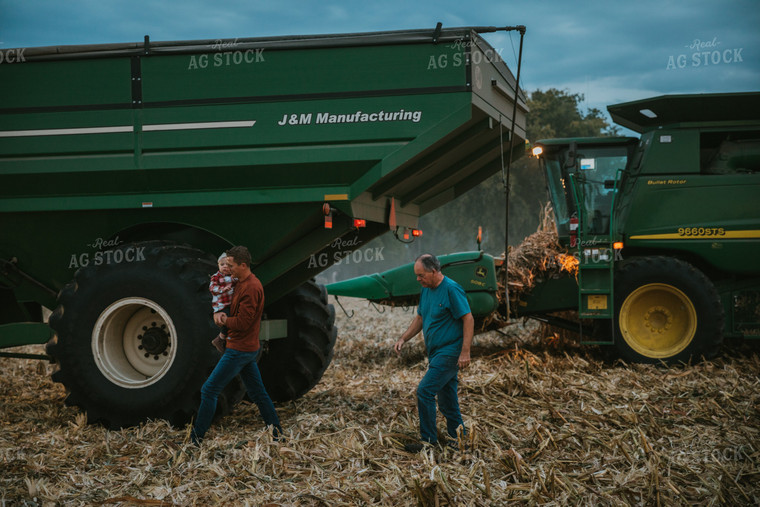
top-left (92, 297), bottom-right (178, 388)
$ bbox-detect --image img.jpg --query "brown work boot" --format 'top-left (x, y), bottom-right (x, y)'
top-left (211, 334), bottom-right (226, 353)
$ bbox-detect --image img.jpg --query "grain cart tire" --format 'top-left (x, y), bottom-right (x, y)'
top-left (47, 241), bottom-right (245, 429)
top-left (613, 256), bottom-right (723, 364)
top-left (258, 280), bottom-right (337, 401)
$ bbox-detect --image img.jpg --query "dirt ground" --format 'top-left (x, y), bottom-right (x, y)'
top-left (1, 297), bottom-right (759, 506)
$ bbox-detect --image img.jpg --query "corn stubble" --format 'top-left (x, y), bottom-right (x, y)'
top-left (1, 212), bottom-right (758, 505)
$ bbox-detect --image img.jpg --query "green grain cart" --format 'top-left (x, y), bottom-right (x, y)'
top-left (0, 26), bottom-right (527, 427)
top-left (328, 92), bottom-right (760, 363)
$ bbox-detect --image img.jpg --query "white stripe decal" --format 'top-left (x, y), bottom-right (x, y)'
top-left (0, 120), bottom-right (256, 138)
top-left (142, 120), bottom-right (256, 131)
top-left (0, 126), bottom-right (134, 138)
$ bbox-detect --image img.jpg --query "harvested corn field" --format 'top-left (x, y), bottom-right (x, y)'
top-left (2, 297), bottom-right (759, 506)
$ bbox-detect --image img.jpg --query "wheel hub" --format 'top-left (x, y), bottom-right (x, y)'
top-left (619, 283), bottom-right (697, 359)
top-left (643, 306), bottom-right (673, 334)
top-left (139, 325), bottom-right (170, 357)
top-left (92, 298), bottom-right (178, 388)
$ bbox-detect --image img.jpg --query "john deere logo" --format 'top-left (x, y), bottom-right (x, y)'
top-left (475, 266), bottom-right (487, 278)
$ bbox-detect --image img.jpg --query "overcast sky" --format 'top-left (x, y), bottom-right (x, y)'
top-left (1, 0), bottom-right (757, 128)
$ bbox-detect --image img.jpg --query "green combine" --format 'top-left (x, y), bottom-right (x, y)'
top-left (0, 26), bottom-right (528, 427)
top-left (328, 92), bottom-right (760, 363)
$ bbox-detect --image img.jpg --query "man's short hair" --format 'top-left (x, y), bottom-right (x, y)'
top-left (226, 245), bottom-right (252, 266)
top-left (416, 253), bottom-right (440, 273)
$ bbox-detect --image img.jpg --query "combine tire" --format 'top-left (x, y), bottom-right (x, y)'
top-left (258, 280), bottom-right (337, 401)
top-left (47, 242), bottom-right (244, 429)
top-left (613, 256), bottom-right (723, 364)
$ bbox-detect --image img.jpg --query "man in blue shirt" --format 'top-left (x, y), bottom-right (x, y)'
top-left (394, 253), bottom-right (474, 452)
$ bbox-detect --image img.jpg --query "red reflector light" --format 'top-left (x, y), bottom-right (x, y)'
top-left (324, 215), bottom-right (333, 229)
top-left (353, 218), bottom-right (366, 228)
top-left (412, 229), bottom-right (423, 237)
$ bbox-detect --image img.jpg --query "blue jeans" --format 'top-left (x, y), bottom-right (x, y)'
top-left (416, 353), bottom-right (465, 444)
top-left (192, 348), bottom-right (281, 442)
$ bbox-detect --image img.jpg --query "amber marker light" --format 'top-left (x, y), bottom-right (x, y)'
top-left (323, 202), bottom-right (332, 229)
top-left (613, 241), bottom-right (624, 250)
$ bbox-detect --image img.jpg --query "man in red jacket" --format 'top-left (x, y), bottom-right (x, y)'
top-left (191, 245), bottom-right (282, 445)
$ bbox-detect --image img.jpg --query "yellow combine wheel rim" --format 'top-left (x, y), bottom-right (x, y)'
top-left (619, 283), bottom-right (697, 359)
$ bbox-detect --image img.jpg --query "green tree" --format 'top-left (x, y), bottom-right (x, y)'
top-left (527, 89), bottom-right (620, 140)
